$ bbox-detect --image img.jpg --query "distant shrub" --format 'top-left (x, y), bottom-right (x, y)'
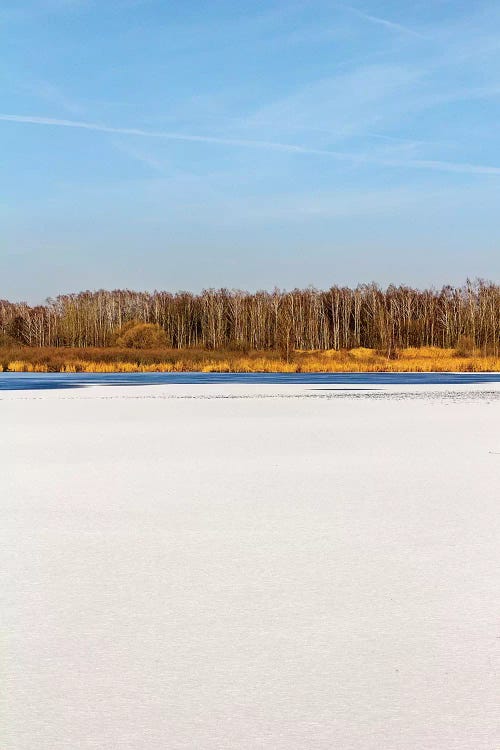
top-left (0, 331), bottom-right (15, 347)
top-left (115, 323), bottom-right (167, 349)
top-left (455, 335), bottom-right (476, 357)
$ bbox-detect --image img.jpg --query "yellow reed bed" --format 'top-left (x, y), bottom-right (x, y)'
top-left (3, 348), bottom-right (500, 373)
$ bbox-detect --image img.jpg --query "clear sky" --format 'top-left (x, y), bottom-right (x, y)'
top-left (2, 0), bottom-right (500, 302)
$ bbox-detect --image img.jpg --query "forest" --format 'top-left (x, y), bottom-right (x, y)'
top-left (2, 280), bottom-right (499, 351)
top-left (1, 281), bottom-right (499, 372)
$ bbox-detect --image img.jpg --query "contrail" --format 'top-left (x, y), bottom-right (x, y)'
top-left (335, 3), bottom-right (428, 39)
top-left (0, 113), bottom-right (343, 156)
top-left (1, 112), bottom-right (499, 175)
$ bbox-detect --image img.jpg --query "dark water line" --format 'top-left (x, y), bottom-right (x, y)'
top-left (1, 372), bottom-right (500, 391)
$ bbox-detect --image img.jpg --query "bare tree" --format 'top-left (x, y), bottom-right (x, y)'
top-left (1, 281), bottom-right (498, 353)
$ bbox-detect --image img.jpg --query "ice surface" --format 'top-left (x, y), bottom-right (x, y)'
top-left (2, 381), bottom-right (499, 749)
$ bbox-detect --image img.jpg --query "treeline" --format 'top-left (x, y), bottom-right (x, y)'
top-left (1, 281), bottom-right (499, 353)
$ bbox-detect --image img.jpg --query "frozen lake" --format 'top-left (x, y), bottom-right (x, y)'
top-left (2, 377), bottom-right (499, 749)
top-left (1, 370), bottom-right (500, 389)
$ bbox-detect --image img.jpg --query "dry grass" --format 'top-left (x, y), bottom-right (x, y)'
top-left (1, 345), bottom-right (499, 373)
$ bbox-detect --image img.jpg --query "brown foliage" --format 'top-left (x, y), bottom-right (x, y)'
top-left (115, 322), bottom-right (167, 349)
top-left (454, 335), bottom-right (476, 357)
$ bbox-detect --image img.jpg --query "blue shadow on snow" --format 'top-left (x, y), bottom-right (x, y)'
top-left (1, 371), bottom-right (499, 391)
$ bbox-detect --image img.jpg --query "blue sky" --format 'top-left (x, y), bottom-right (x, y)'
top-left (2, 0), bottom-right (500, 302)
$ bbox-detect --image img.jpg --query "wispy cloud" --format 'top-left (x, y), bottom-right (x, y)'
top-left (243, 65), bottom-right (425, 142)
top-left (111, 140), bottom-right (166, 172)
top-left (1, 112), bottom-right (500, 175)
top-left (336, 2), bottom-right (428, 39)
top-left (25, 79), bottom-right (87, 116)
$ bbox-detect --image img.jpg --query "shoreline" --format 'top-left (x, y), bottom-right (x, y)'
top-left (1, 345), bottom-right (500, 373)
